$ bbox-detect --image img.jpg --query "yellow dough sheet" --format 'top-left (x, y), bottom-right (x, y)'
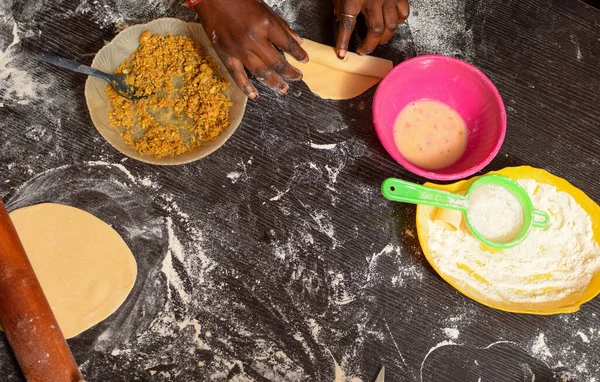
top-left (285, 39), bottom-right (393, 100)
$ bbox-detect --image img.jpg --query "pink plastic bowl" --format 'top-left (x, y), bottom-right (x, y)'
top-left (373, 55), bottom-right (506, 181)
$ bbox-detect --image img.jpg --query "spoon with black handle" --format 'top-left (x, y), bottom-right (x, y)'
top-left (38, 52), bottom-right (143, 100)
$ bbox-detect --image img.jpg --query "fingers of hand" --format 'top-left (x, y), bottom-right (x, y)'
top-left (334, 0), bottom-right (343, 21)
top-left (245, 52), bottom-right (289, 94)
top-left (268, 8), bottom-right (304, 45)
top-left (380, 0), bottom-right (399, 44)
top-left (397, 0), bottom-right (410, 23)
top-left (256, 40), bottom-right (303, 81)
top-left (269, 25), bottom-right (308, 64)
top-left (225, 56), bottom-right (258, 99)
top-left (336, 1), bottom-right (361, 58)
top-left (357, 3), bottom-right (384, 55)
top-left (286, 27), bottom-right (304, 46)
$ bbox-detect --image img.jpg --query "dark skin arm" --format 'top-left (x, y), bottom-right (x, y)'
top-left (195, 0), bottom-right (308, 99)
top-left (195, 0), bottom-right (409, 98)
top-left (335, 0), bottom-right (410, 58)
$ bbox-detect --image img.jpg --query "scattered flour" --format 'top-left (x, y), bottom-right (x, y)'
top-left (269, 186), bottom-right (290, 202)
top-left (570, 34), bottom-right (583, 61)
top-left (330, 272), bottom-right (356, 305)
top-left (160, 194), bottom-right (192, 222)
top-left (576, 331), bottom-right (591, 344)
top-left (227, 171), bottom-right (241, 183)
top-left (139, 176), bottom-right (158, 188)
top-left (307, 318), bottom-right (321, 340)
top-left (85, 161), bottom-right (161, 188)
top-left (443, 327), bottom-right (460, 340)
top-left (308, 209), bottom-right (338, 248)
top-left (0, 21), bottom-right (42, 103)
top-left (366, 244), bottom-right (395, 283)
top-left (390, 263), bottom-right (425, 287)
top-left (420, 340), bottom-right (456, 380)
top-left (325, 164), bottom-right (342, 185)
top-left (316, 118), bottom-right (348, 134)
top-left (407, 0), bottom-right (475, 60)
top-left (531, 333), bottom-right (553, 359)
top-left (272, 236), bottom-right (299, 261)
top-left (427, 179), bottom-right (600, 305)
top-left (74, 0), bottom-right (191, 30)
top-left (264, 0), bottom-right (287, 7)
top-left (311, 142), bottom-right (338, 150)
top-left (264, 0), bottom-right (300, 29)
top-left (306, 139), bottom-right (367, 203)
top-left (421, 340), bottom-right (570, 381)
top-left (162, 219), bottom-right (192, 303)
top-left (383, 320), bottom-right (411, 373)
top-left (87, 160), bottom-right (137, 183)
top-left (365, 244), bottom-right (425, 288)
top-left (6, 3), bottom-right (596, 380)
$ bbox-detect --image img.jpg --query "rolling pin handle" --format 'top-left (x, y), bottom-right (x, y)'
top-left (0, 200), bottom-right (84, 382)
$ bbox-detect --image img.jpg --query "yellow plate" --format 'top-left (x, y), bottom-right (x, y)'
top-left (416, 166), bottom-right (600, 314)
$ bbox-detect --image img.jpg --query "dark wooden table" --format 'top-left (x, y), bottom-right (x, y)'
top-left (1, 0), bottom-right (599, 380)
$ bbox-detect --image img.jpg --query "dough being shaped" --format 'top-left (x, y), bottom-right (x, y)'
top-left (285, 39), bottom-right (393, 100)
top-left (7, 203), bottom-right (137, 339)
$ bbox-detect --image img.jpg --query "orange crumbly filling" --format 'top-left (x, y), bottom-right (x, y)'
top-left (106, 30), bottom-right (232, 158)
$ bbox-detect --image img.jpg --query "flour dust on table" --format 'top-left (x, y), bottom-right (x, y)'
top-left (0, 161), bottom-right (392, 380)
top-left (420, 325), bottom-right (600, 382)
top-left (0, 161), bottom-right (516, 381)
top-left (264, 0), bottom-right (301, 30)
top-left (0, 11), bottom-right (57, 107)
top-left (402, 0), bottom-right (478, 60)
top-left (2, 0), bottom-right (600, 380)
top-left (0, 4), bottom-right (86, 177)
top-left (0, 23), bottom-right (38, 103)
top-left (420, 341), bottom-right (556, 381)
top-left (530, 320), bottom-right (600, 381)
top-left (73, 0), bottom-right (196, 30)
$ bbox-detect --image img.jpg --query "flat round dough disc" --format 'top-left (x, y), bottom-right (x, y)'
top-left (7, 203), bottom-right (137, 339)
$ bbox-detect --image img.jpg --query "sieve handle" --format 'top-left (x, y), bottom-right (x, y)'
top-left (532, 210), bottom-right (550, 229)
top-left (381, 178), bottom-right (469, 211)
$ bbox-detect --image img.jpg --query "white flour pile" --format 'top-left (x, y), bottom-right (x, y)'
top-left (467, 184), bottom-right (524, 243)
top-left (427, 179), bottom-right (600, 304)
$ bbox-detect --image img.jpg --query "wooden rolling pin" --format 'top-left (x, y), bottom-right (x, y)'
top-left (0, 200), bottom-right (83, 382)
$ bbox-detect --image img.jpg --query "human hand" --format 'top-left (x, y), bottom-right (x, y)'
top-left (334, 0), bottom-right (410, 58)
top-left (194, 0), bottom-right (308, 99)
